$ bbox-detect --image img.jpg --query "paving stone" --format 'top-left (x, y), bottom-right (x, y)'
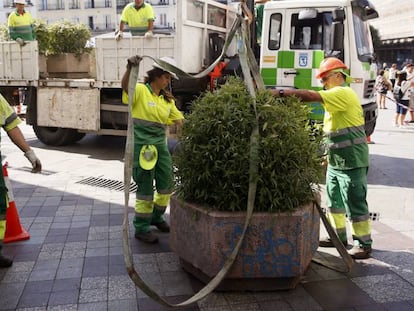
top-left (81, 276), bottom-right (108, 289)
top-left (108, 275), bottom-right (136, 301)
top-left (161, 271), bottom-right (194, 296)
top-left (17, 292), bottom-right (49, 308)
top-left (23, 280), bottom-right (54, 294)
top-left (33, 259), bottom-right (60, 271)
top-left (52, 278), bottom-right (81, 292)
top-left (352, 274), bottom-right (414, 303)
top-left (0, 282), bottom-right (25, 310)
top-left (79, 288), bottom-right (107, 303)
top-left (78, 302), bottom-right (108, 311)
top-left (48, 290), bottom-right (79, 306)
top-left (29, 269), bottom-right (57, 281)
top-left (47, 303), bottom-right (78, 311)
top-left (108, 298), bottom-right (138, 311)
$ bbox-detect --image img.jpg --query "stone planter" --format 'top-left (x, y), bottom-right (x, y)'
top-left (46, 53), bottom-right (96, 79)
top-left (169, 196), bottom-right (320, 290)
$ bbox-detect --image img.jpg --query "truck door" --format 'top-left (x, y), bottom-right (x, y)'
top-left (260, 7), bottom-right (337, 121)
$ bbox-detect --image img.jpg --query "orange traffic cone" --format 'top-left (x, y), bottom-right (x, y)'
top-left (367, 136), bottom-right (375, 144)
top-left (2, 163), bottom-right (30, 243)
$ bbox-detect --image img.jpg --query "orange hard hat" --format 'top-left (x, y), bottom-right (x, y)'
top-left (316, 57), bottom-right (348, 79)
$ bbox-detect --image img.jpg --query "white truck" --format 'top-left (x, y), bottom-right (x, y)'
top-left (257, 0), bottom-right (379, 136)
top-left (0, 0), bottom-right (236, 145)
top-left (0, 0), bottom-right (379, 146)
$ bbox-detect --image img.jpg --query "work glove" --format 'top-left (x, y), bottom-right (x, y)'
top-left (16, 38), bottom-right (26, 47)
top-left (127, 55), bottom-right (143, 70)
top-left (144, 31), bottom-right (153, 39)
top-left (115, 30), bottom-right (123, 41)
top-left (24, 149), bottom-right (42, 173)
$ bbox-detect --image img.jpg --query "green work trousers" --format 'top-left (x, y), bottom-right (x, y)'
top-left (325, 165), bottom-right (372, 248)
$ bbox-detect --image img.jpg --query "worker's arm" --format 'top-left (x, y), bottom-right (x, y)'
top-left (121, 55), bottom-right (143, 93)
top-left (148, 20), bottom-right (154, 31)
top-left (271, 89), bottom-right (323, 102)
top-left (7, 127), bottom-right (41, 173)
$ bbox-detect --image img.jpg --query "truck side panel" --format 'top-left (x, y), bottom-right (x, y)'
top-left (0, 41), bottom-right (39, 81)
top-left (37, 87), bottom-right (100, 131)
top-left (95, 36), bottom-right (175, 84)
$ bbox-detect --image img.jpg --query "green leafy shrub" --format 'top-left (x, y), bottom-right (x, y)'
top-left (174, 78), bottom-right (324, 212)
top-left (33, 19), bottom-right (49, 54)
top-left (0, 23), bottom-right (9, 41)
top-left (48, 20), bottom-right (91, 56)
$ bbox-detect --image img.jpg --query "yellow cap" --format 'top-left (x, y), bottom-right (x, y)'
top-left (139, 145), bottom-right (158, 170)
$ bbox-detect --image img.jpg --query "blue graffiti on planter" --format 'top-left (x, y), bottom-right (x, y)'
top-left (215, 221), bottom-right (302, 278)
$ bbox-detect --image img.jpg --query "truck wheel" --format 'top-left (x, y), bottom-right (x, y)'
top-left (33, 126), bottom-right (84, 146)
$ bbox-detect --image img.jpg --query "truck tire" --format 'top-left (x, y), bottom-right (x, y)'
top-left (33, 126), bottom-right (85, 146)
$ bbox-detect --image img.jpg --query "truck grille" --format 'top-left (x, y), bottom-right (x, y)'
top-left (364, 79), bottom-right (376, 98)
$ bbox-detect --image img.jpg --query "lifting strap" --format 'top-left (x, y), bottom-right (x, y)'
top-left (122, 11), bottom-right (353, 309)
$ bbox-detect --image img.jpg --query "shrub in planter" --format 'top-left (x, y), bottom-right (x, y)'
top-left (33, 19), bottom-right (50, 55)
top-left (0, 23), bottom-right (9, 41)
top-left (48, 20), bottom-right (91, 57)
top-left (170, 78), bottom-right (324, 289)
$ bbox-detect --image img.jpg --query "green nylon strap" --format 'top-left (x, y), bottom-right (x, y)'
top-left (122, 14), bottom-right (260, 308)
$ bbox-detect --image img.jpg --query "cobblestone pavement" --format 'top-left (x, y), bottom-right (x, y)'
top-left (0, 105), bottom-right (413, 310)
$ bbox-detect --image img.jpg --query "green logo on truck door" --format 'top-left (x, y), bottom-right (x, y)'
top-left (260, 50), bottom-right (325, 121)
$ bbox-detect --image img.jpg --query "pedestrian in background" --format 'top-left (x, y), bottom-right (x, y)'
top-left (0, 93), bottom-right (41, 267)
top-left (375, 69), bottom-right (391, 109)
top-left (121, 56), bottom-right (183, 243)
top-left (405, 64), bottom-right (414, 123)
top-left (8, 0), bottom-right (35, 46)
top-left (393, 71), bottom-right (410, 127)
top-left (389, 63), bottom-right (398, 88)
top-left (116, 0), bottom-right (155, 40)
top-left (272, 57), bottom-right (372, 259)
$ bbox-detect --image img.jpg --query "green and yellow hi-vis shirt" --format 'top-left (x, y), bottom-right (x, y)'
top-left (318, 86), bottom-right (368, 170)
top-left (8, 10), bottom-right (35, 41)
top-left (124, 83), bottom-right (183, 145)
top-left (0, 93), bottom-right (21, 135)
top-left (121, 3), bottom-right (155, 36)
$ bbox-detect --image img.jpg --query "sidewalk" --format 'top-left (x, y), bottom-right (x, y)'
top-left (0, 104), bottom-right (413, 310)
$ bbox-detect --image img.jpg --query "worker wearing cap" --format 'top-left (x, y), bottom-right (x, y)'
top-left (122, 56), bottom-right (183, 243)
top-left (116, 0), bottom-right (155, 40)
top-left (0, 93), bottom-right (41, 267)
top-left (272, 57), bottom-right (372, 259)
top-left (8, 0), bottom-right (35, 44)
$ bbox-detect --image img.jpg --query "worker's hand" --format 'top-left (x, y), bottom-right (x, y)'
top-left (115, 30), bottom-right (123, 41)
top-left (16, 38), bottom-right (26, 47)
top-left (127, 55), bottom-right (143, 70)
top-left (24, 149), bottom-right (42, 173)
top-left (144, 31), bottom-right (153, 39)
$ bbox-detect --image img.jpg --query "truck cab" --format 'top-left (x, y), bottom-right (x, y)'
top-left (259, 0), bottom-right (379, 136)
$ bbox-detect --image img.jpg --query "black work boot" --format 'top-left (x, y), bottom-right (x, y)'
top-left (153, 221), bottom-right (170, 233)
top-left (348, 245), bottom-right (372, 259)
top-left (319, 237), bottom-right (348, 247)
top-left (0, 255), bottom-right (13, 268)
top-left (134, 231), bottom-right (159, 243)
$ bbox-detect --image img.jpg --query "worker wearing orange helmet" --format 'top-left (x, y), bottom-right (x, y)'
top-left (272, 57), bottom-right (372, 259)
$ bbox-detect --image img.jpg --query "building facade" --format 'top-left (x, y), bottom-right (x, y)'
top-left (369, 0), bottom-right (414, 68)
top-left (0, 0), bottom-right (176, 34)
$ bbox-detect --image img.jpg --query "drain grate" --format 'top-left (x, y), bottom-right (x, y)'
top-left (76, 177), bottom-right (137, 192)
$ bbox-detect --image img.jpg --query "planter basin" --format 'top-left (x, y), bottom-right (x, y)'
top-left (169, 196), bottom-right (320, 290)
